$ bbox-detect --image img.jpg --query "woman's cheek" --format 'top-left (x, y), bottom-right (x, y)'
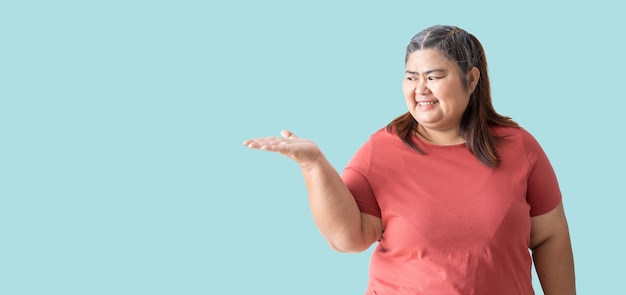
top-left (402, 84), bottom-right (414, 98)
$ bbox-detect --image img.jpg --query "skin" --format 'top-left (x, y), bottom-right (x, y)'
top-left (243, 130), bottom-right (382, 252)
top-left (244, 49), bottom-right (575, 294)
top-left (531, 202), bottom-right (577, 294)
top-left (402, 49), bottom-right (479, 145)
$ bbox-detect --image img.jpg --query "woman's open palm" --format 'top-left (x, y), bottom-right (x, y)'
top-left (243, 130), bottom-right (322, 167)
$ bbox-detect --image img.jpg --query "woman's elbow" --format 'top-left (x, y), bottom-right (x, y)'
top-left (327, 239), bottom-right (371, 253)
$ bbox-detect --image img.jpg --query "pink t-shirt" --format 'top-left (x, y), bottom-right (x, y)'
top-left (341, 126), bottom-right (562, 294)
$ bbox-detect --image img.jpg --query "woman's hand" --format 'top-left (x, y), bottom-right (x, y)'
top-left (244, 129), bottom-right (381, 252)
top-left (243, 130), bottom-right (322, 168)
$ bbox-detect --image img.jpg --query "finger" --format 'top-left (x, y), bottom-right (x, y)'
top-left (246, 141), bottom-right (275, 151)
top-left (243, 137), bottom-right (285, 151)
top-left (281, 129), bottom-right (297, 139)
top-left (243, 138), bottom-right (264, 147)
top-left (243, 137), bottom-right (268, 149)
top-left (244, 135), bottom-right (277, 145)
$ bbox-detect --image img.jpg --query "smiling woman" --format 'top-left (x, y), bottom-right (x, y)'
top-left (402, 49), bottom-right (478, 145)
top-left (244, 25), bottom-right (576, 295)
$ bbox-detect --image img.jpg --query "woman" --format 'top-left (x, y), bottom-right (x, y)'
top-left (243, 25), bottom-right (575, 294)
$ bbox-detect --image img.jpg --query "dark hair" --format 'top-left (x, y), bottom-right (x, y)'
top-left (386, 25), bottom-right (518, 167)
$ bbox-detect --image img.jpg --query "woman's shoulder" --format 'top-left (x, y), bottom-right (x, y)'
top-left (491, 124), bottom-right (531, 139)
top-left (492, 124), bottom-right (544, 154)
top-left (369, 126), bottom-right (395, 140)
top-left (359, 126), bottom-right (405, 151)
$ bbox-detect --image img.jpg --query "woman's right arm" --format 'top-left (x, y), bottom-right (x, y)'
top-left (243, 130), bottom-right (382, 253)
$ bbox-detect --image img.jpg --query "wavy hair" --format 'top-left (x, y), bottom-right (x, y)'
top-left (387, 25), bottom-right (518, 167)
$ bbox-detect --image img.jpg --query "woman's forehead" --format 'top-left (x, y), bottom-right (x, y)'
top-left (405, 49), bottom-right (456, 71)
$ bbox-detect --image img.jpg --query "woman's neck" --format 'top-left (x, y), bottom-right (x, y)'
top-left (416, 125), bottom-right (465, 146)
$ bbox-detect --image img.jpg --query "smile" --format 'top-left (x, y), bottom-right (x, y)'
top-left (417, 100), bottom-right (439, 106)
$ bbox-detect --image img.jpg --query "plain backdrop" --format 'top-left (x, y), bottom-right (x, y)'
top-left (1, 1), bottom-right (624, 294)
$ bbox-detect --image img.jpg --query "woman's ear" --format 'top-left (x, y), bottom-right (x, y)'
top-left (468, 67), bottom-right (480, 92)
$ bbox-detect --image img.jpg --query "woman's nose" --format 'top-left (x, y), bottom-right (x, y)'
top-left (414, 80), bottom-right (429, 95)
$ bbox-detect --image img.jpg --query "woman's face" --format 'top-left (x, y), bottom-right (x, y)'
top-left (402, 49), bottom-right (477, 133)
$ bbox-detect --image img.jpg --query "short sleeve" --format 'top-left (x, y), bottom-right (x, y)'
top-left (522, 129), bottom-right (563, 216)
top-left (341, 139), bottom-right (381, 218)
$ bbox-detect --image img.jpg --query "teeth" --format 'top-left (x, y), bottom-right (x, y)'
top-left (418, 101), bottom-right (438, 106)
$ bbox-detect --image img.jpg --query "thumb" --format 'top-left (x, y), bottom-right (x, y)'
top-left (281, 129), bottom-right (297, 139)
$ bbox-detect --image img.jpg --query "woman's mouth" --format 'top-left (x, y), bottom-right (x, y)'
top-left (417, 100), bottom-right (439, 106)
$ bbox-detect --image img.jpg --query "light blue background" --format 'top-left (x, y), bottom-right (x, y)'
top-left (1, 0), bottom-right (623, 294)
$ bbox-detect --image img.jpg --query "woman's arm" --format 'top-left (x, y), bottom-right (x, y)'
top-left (244, 130), bottom-right (382, 252)
top-left (530, 202), bottom-right (576, 294)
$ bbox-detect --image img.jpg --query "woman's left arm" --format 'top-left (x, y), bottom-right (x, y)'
top-left (530, 201), bottom-right (576, 295)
